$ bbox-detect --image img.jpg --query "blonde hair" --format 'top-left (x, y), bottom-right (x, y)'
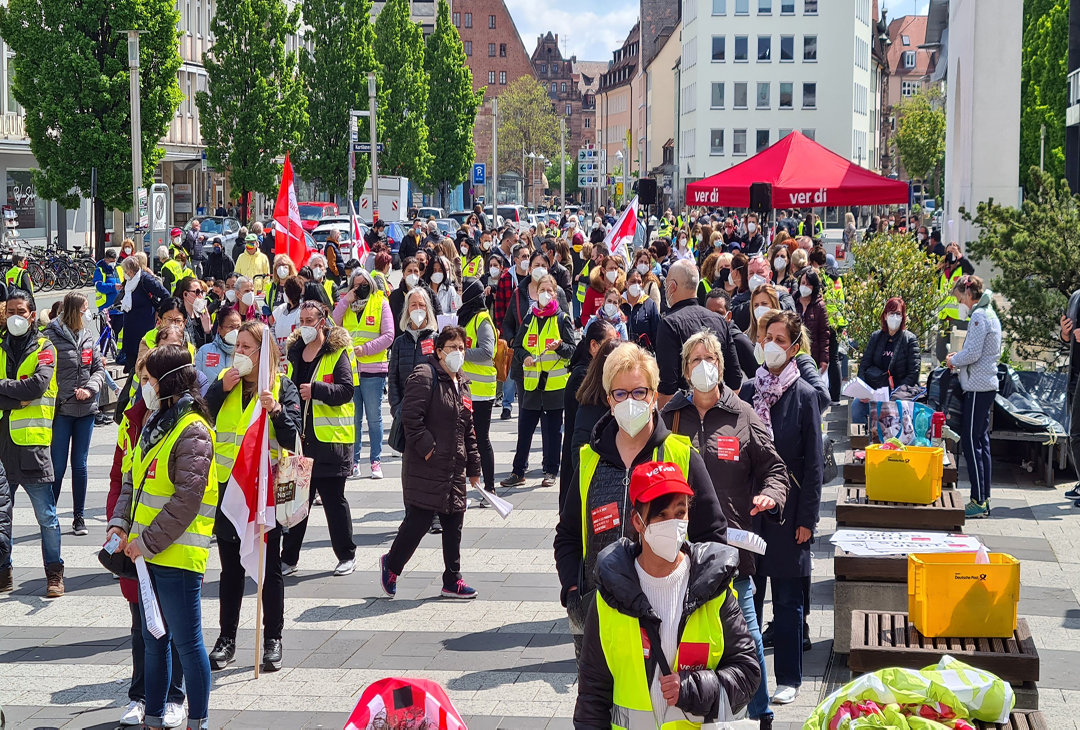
top-left (273, 254), bottom-right (297, 282)
top-left (237, 320), bottom-right (280, 379)
top-left (748, 286), bottom-right (782, 341)
top-left (681, 331), bottom-right (725, 383)
top-left (790, 249), bottom-right (808, 272)
top-left (134, 252), bottom-right (149, 270)
top-left (602, 342), bottom-right (660, 394)
top-left (716, 252), bottom-right (733, 269)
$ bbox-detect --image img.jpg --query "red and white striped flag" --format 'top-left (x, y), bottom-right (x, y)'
top-left (219, 327), bottom-right (276, 576)
top-left (604, 195), bottom-right (639, 262)
top-left (350, 200), bottom-right (370, 266)
top-left (273, 151), bottom-right (308, 270)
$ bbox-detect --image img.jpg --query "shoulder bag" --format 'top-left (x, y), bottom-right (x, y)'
top-left (275, 434), bottom-right (312, 528)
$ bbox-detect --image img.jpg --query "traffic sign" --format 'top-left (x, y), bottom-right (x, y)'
top-left (615, 182), bottom-right (623, 197)
top-left (578, 162), bottom-right (598, 174)
top-left (473, 163), bottom-right (486, 185)
top-left (352, 142), bottom-right (385, 153)
top-left (578, 148), bottom-right (597, 162)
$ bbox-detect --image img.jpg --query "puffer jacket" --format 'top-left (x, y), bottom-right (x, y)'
top-left (0, 333), bottom-right (57, 484)
top-left (0, 458), bottom-right (10, 565)
top-left (109, 396), bottom-right (215, 565)
top-left (194, 335), bottom-right (235, 385)
top-left (574, 540), bottom-right (761, 728)
top-left (860, 328), bottom-right (920, 391)
top-left (951, 292), bottom-right (1002, 393)
top-left (44, 318), bottom-right (105, 418)
top-left (400, 355), bottom-right (481, 514)
top-left (388, 327), bottom-right (437, 416)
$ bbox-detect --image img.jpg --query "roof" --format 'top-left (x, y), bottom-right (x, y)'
top-left (887, 15), bottom-right (936, 77)
top-left (599, 22), bottom-right (640, 91)
top-left (574, 61), bottom-right (609, 95)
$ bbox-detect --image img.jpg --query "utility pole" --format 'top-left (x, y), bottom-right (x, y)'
top-left (1040, 123), bottom-right (1046, 171)
top-left (125, 30), bottom-right (144, 240)
top-left (559, 116), bottom-right (565, 208)
top-left (368, 72), bottom-right (379, 222)
top-left (492, 97), bottom-right (499, 207)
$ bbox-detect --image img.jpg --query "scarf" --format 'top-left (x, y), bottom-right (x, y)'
top-left (120, 269), bottom-right (142, 312)
top-left (752, 358), bottom-right (800, 439)
top-left (531, 298), bottom-right (559, 318)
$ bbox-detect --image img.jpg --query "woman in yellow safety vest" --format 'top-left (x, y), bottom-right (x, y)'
top-left (106, 344), bottom-right (216, 730)
top-left (456, 277), bottom-right (498, 499)
top-left (266, 254), bottom-right (297, 309)
top-left (205, 321), bottom-right (302, 674)
top-left (573, 461), bottom-right (760, 729)
top-left (458, 232), bottom-right (485, 280)
top-left (279, 301), bottom-right (358, 577)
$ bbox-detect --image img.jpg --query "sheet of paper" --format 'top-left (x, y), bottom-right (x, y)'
top-left (842, 377), bottom-right (890, 402)
top-left (830, 529), bottom-right (982, 556)
top-left (437, 314), bottom-right (458, 332)
top-left (476, 487), bottom-right (514, 519)
top-left (135, 556), bottom-right (166, 639)
top-left (727, 528), bottom-right (767, 555)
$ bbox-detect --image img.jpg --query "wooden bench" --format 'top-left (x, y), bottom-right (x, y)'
top-left (836, 486), bottom-right (966, 532)
top-left (989, 429), bottom-right (1065, 488)
top-left (834, 546), bottom-right (907, 582)
top-left (844, 449), bottom-right (958, 488)
top-left (977, 712), bottom-right (1048, 729)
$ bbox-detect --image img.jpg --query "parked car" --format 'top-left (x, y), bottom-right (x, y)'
top-left (417, 206), bottom-right (444, 219)
top-left (297, 201), bottom-right (340, 232)
top-left (185, 216), bottom-right (240, 249)
top-left (486, 205), bottom-right (527, 231)
top-left (311, 216), bottom-right (367, 261)
top-left (432, 218), bottom-right (461, 236)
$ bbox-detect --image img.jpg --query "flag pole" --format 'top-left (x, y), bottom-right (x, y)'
top-left (253, 522), bottom-right (266, 679)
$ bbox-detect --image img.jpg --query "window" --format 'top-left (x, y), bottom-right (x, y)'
top-left (551, 82), bottom-right (557, 92)
top-left (464, 41), bottom-right (471, 56)
top-left (711, 82), bottom-right (725, 108)
top-left (779, 82), bottom-right (793, 108)
top-left (780, 35), bottom-right (794, 61)
top-left (802, 83), bottom-right (816, 108)
top-left (682, 37), bottom-right (698, 69)
top-left (585, 118), bottom-right (591, 128)
top-left (186, 77), bottom-right (192, 114)
top-left (802, 128), bottom-right (815, 140)
top-left (735, 0), bottom-right (748, 13)
top-left (464, 12), bottom-right (472, 27)
top-left (196, 0), bottom-right (202, 35)
top-left (733, 129), bottom-right (747, 155)
top-left (500, 71), bottom-right (507, 84)
top-left (758, 0), bottom-right (771, 12)
top-left (902, 79), bottom-right (918, 97)
top-left (804, 0), bottom-right (817, 13)
top-left (553, 63), bottom-right (559, 73)
top-left (758, 36), bottom-right (771, 61)
top-left (489, 43), bottom-right (496, 56)
top-left (734, 36), bottom-right (748, 61)
top-left (500, 44), bottom-right (507, 57)
top-left (541, 63), bottom-right (547, 73)
top-left (781, 0), bottom-right (794, 12)
top-left (756, 129), bottom-right (770, 153)
top-left (902, 35), bottom-right (910, 46)
top-left (712, 0), bottom-right (726, 13)
top-left (904, 51), bottom-right (916, 69)
top-left (452, 12), bottom-right (459, 26)
top-left (489, 14), bottom-right (496, 28)
top-left (756, 82), bottom-right (770, 108)
top-left (488, 71), bottom-right (496, 84)
top-left (779, 128), bottom-right (793, 139)
top-left (733, 82), bottom-right (748, 108)
top-left (711, 36), bottom-right (725, 61)
top-left (710, 129), bottom-right (725, 155)
top-left (566, 104), bottom-right (572, 115)
top-left (804, 35), bottom-right (817, 61)
top-left (561, 82), bottom-right (567, 92)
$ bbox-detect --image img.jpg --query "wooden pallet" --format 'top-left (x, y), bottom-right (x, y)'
top-left (844, 449), bottom-right (958, 487)
top-left (977, 712), bottom-right (1047, 730)
top-left (836, 486), bottom-right (966, 532)
top-left (834, 546), bottom-right (907, 582)
top-left (849, 611), bottom-right (1039, 684)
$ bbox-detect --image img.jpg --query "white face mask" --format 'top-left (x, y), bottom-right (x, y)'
top-left (957, 303), bottom-right (970, 320)
top-left (277, 266), bottom-right (290, 279)
top-left (225, 290), bottom-right (238, 302)
top-left (612, 397), bottom-right (652, 437)
top-left (460, 244), bottom-right (469, 256)
top-left (678, 237), bottom-right (688, 247)
top-left (241, 291), bottom-right (256, 306)
top-left (641, 517), bottom-right (689, 563)
top-left (531, 267), bottom-right (547, 282)
top-left (538, 291), bottom-right (553, 308)
top-left (6, 315), bottom-right (29, 337)
top-left (636, 263), bottom-right (650, 275)
top-left (443, 349), bottom-right (465, 373)
top-left (481, 240), bottom-right (491, 250)
top-left (300, 325), bottom-right (320, 344)
top-left (430, 272), bottom-right (444, 285)
top-left (232, 353), bottom-right (254, 377)
top-left (753, 341), bottom-right (765, 364)
top-left (82, 309), bottom-right (94, 325)
top-left (886, 313), bottom-right (903, 333)
top-left (518, 260), bottom-right (529, 273)
top-left (405, 273), bottom-right (419, 288)
top-left (763, 341), bottom-right (790, 369)
top-left (748, 274), bottom-right (768, 293)
top-left (747, 222), bottom-right (757, 234)
top-left (409, 309), bottom-right (426, 327)
top-left (627, 283), bottom-right (642, 298)
top-left (799, 285), bottom-right (813, 298)
top-left (605, 269), bottom-right (618, 283)
top-left (489, 266), bottom-right (501, 280)
top-left (774, 258), bottom-right (787, 271)
top-left (754, 305), bottom-right (771, 322)
top-left (690, 360), bottom-right (719, 392)
top-left (141, 382), bottom-right (161, 412)
top-left (603, 302), bottom-right (619, 318)
top-left (312, 267), bottom-right (325, 281)
top-left (223, 329), bottom-right (238, 346)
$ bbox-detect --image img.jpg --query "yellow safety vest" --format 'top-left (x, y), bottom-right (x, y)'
top-left (700, 279), bottom-right (713, 295)
top-left (461, 311), bottom-right (496, 399)
top-left (798, 220), bottom-right (824, 238)
top-left (342, 291), bottom-right (388, 365)
top-left (140, 329), bottom-right (197, 359)
top-left (522, 315), bottom-right (569, 393)
top-left (578, 435), bottom-right (692, 558)
top-left (823, 276), bottom-right (847, 328)
top-left (0, 337), bottom-right (56, 446)
top-left (462, 254), bottom-right (484, 279)
top-left (161, 259), bottom-right (184, 292)
top-left (5, 265), bottom-right (30, 293)
top-left (287, 347), bottom-right (357, 443)
top-left (213, 372), bottom-right (283, 484)
top-left (576, 262), bottom-right (592, 303)
top-left (597, 588), bottom-right (728, 730)
top-left (130, 411), bottom-right (217, 573)
top-left (938, 267), bottom-right (963, 320)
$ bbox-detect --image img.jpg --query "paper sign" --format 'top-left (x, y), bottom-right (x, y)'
top-left (727, 528), bottom-right (767, 555)
top-left (135, 556), bottom-right (166, 639)
top-left (81, 349), bottom-right (92, 366)
top-left (205, 352), bottom-right (220, 367)
top-left (842, 377), bottom-right (890, 402)
top-left (421, 339), bottom-right (434, 355)
top-left (716, 436), bottom-right (739, 461)
top-left (676, 642), bottom-right (710, 671)
top-left (591, 502), bottom-right (620, 534)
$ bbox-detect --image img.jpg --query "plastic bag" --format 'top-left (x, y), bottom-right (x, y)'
top-left (869, 401), bottom-right (934, 446)
top-left (274, 436), bottom-right (311, 528)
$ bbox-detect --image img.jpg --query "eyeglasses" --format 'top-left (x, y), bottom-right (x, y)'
top-left (609, 387), bottom-right (652, 403)
top-left (688, 355), bottom-right (718, 367)
top-left (162, 316), bottom-right (185, 326)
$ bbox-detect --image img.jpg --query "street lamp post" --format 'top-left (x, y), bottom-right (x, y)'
top-left (368, 73), bottom-right (379, 222)
top-left (559, 117), bottom-right (565, 208)
top-left (492, 98), bottom-right (499, 206)
top-left (615, 149), bottom-right (623, 206)
top-left (125, 30), bottom-right (144, 240)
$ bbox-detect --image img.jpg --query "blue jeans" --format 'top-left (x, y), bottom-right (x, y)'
top-left (51, 413), bottom-right (95, 517)
top-left (755, 575), bottom-right (804, 689)
top-left (502, 377), bottom-right (516, 410)
top-left (962, 390), bottom-right (995, 504)
top-left (128, 602), bottom-right (185, 705)
top-left (140, 564), bottom-right (211, 729)
top-left (1, 481), bottom-right (62, 568)
top-left (734, 576), bottom-right (771, 720)
top-left (850, 399), bottom-right (871, 433)
top-left (353, 375), bottom-right (385, 466)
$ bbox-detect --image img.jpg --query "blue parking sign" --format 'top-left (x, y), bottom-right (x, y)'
top-left (473, 163), bottom-right (486, 185)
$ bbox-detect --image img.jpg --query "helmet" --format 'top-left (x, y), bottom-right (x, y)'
top-left (170, 227), bottom-right (182, 238)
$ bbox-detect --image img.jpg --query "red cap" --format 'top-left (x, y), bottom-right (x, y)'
top-left (629, 461), bottom-right (694, 505)
top-left (170, 227), bottom-right (183, 237)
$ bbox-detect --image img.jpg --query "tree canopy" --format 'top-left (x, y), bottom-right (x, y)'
top-left (1019, 0), bottom-right (1068, 191)
top-left (893, 87), bottom-right (946, 199)
top-left (496, 77), bottom-right (559, 176)
top-left (374, 0), bottom-right (431, 184)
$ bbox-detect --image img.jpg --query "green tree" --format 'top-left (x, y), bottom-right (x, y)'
top-left (496, 77), bottom-right (559, 177)
top-left (1019, 0), bottom-right (1068, 191)
top-left (196, 0), bottom-right (307, 223)
top-left (545, 156), bottom-right (580, 203)
top-left (298, 0), bottom-right (380, 199)
top-left (893, 87), bottom-right (946, 200)
top-left (962, 167), bottom-right (1080, 357)
top-left (374, 0), bottom-right (431, 184)
top-left (424, 0), bottom-right (484, 208)
top-left (840, 233), bottom-right (943, 356)
top-left (0, 0), bottom-right (182, 255)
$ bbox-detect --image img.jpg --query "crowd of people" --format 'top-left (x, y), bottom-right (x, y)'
top-left (0, 199), bottom-right (1009, 729)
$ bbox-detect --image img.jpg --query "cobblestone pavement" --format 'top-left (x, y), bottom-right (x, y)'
top-left (2, 397), bottom-right (1080, 729)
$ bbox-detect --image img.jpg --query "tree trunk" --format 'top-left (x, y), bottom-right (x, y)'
top-left (94, 196), bottom-right (107, 260)
top-left (241, 190), bottom-right (249, 226)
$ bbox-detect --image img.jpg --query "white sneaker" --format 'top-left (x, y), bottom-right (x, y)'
top-left (370, 461), bottom-right (383, 479)
top-left (281, 562), bottom-right (298, 576)
top-left (334, 558), bottom-right (355, 576)
top-left (162, 701), bottom-right (187, 728)
top-left (772, 685), bottom-right (799, 705)
top-left (119, 700), bottom-right (145, 726)
top-left (350, 464), bottom-right (362, 479)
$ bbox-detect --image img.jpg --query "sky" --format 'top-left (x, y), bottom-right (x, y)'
top-left (504, 0), bottom-right (638, 63)
top-left (879, 0), bottom-right (931, 17)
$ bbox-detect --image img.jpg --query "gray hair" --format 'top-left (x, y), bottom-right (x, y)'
top-left (308, 253), bottom-right (327, 269)
top-left (156, 245), bottom-right (170, 261)
top-left (669, 259), bottom-right (700, 292)
top-left (234, 276), bottom-right (252, 292)
top-left (399, 286), bottom-right (437, 331)
top-left (680, 331), bottom-right (725, 383)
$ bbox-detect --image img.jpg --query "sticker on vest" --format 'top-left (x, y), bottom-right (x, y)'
top-left (421, 339), bottom-right (434, 355)
top-left (365, 315), bottom-right (375, 326)
top-left (37, 349), bottom-right (53, 366)
top-left (81, 349), bottom-right (92, 366)
top-left (323, 373), bottom-right (334, 383)
top-left (462, 393), bottom-right (473, 412)
top-left (147, 459), bottom-right (158, 480)
top-left (527, 333), bottom-right (538, 348)
top-left (716, 436), bottom-right (740, 461)
top-left (545, 338), bottom-right (556, 350)
top-left (465, 336), bottom-right (473, 348)
top-left (677, 642), bottom-right (710, 672)
top-left (590, 502), bottom-right (620, 534)
top-left (205, 352), bottom-right (220, 367)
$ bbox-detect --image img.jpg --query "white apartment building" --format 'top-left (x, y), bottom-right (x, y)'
top-left (677, 0), bottom-right (879, 188)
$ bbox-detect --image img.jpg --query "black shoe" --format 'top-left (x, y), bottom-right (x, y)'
top-left (500, 407), bottom-right (512, 420)
top-left (262, 638), bottom-right (282, 672)
top-left (1067, 485), bottom-right (1080, 499)
top-left (208, 636), bottom-right (236, 670)
top-left (500, 473), bottom-right (526, 488)
top-left (0, 566), bottom-right (11, 593)
top-left (761, 622), bottom-right (774, 648)
top-left (804, 622), bottom-right (812, 651)
top-left (758, 716), bottom-right (773, 730)
top-left (72, 516), bottom-right (88, 536)
top-left (94, 412), bottom-right (112, 426)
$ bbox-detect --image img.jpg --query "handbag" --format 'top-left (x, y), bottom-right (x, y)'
top-left (275, 435), bottom-right (312, 528)
top-left (98, 432), bottom-right (168, 580)
top-left (388, 410), bottom-right (406, 452)
top-left (494, 338), bottom-right (511, 383)
top-left (822, 434), bottom-right (838, 483)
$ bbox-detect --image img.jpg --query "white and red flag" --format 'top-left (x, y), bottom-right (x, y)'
top-left (350, 199), bottom-right (370, 266)
top-left (219, 327), bottom-right (275, 576)
top-left (604, 195), bottom-right (639, 261)
top-left (273, 151), bottom-right (307, 269)
top-left (345, 677), bottom-right (467, 730)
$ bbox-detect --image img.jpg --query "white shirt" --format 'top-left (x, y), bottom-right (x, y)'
top-left (635, 556), bottom-right (690, 724)
top-left (272, 302), bottom-right (301, 370)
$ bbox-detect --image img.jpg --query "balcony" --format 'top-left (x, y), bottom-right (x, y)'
top-left (1068, 69), bottom-right (1080, 127)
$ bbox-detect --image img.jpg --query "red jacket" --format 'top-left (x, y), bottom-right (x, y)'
top-left (107, 398), bottom-right (148, 604)
top-left (580, 285), bottom-right (606, 327)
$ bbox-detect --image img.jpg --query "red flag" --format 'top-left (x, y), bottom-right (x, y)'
top-left (350, 200), bottom-right (370, 266)
top-left (346, 678), bottom-right (467, 730)
top-left (273, 152), bottom-right (307, 269)
top-left (603, 195), bottom-right (639, 262)
top-left (219, 328), bottom-right (276, 576)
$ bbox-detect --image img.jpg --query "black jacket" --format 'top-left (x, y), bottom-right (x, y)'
top-left (574, 540), bottom-right (760, 728)
top-left (860, 328), bottom-right (920, 391)
top-left (560, 359), bottom-right (590, 507)
top-left (185, 229), bottom-right (206, 262)
top-left (388, 328), bottom-right (437, 415)
top-left (656, 299), bottom-right (741, 395)
top-left (0, 334), bottom-right (57, 484)
top-left (554, 413), bottom-right (727, 606)
top-left (501, 283), bottom-right (571, 363)
top-left (399, 230), bottom-right (424, 262)
top-left (622, 296), bottom-right (660, 351)
top-left (205, 247), bottom-right (234, 281)
top-left (549, 260), bottom-right (574, 305)
top-left (732, 287), bottom-right (795, 333)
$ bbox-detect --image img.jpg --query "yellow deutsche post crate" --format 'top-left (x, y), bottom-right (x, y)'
top-left (908, 552), bottom-right (1021, 638)
top-left (864, 444), bottom-right (943, 504)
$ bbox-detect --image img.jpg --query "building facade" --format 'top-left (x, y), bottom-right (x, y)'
top-left (596, 24), bottom-right (643, 207)
top-left (645, 24), bottom-right (682, 210)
